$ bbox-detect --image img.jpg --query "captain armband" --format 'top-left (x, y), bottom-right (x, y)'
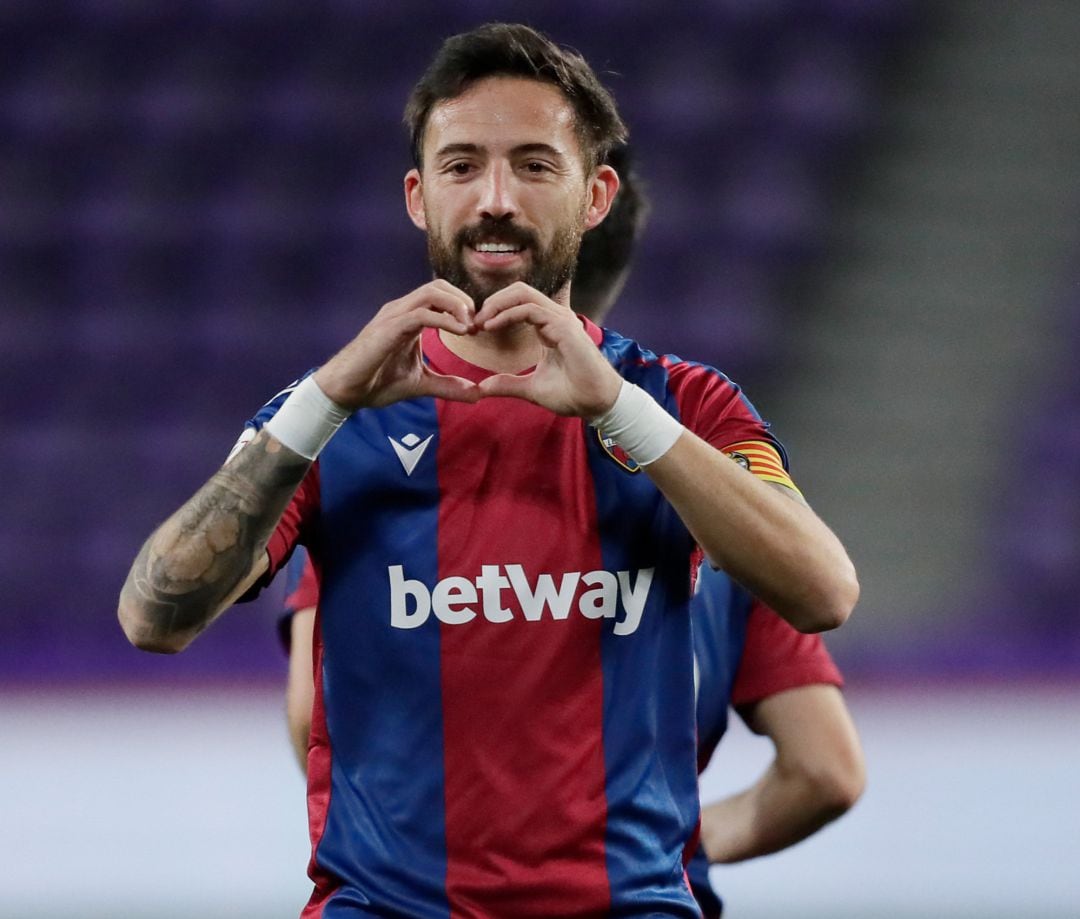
top-left (590, 381), bottom-right (685, 467)
top-left (723, 440), bottom-right (802, 496)
top-left (264, 375), bottom-right (352, 461)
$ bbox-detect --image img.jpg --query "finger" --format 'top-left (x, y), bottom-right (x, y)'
top-left (423, 280), bottom-right (475, 323)
top-left (474, 282), bottom-right (555, 325)
top-left (479, 303), bottom-right (575, 351)
top-left (395, 305), bottom-right (472, 338)
top-left (420, 286), bottom-right (476, 327)
top-left (476, 301), bottom-right (550, 333)
top-left (427, 278), bottom-right (475, 307)
top-left (417, 371), bottom-right (483, 404)
top-left (391, 284), bottom-right (475, 328)
top-left (476, 372), bottom-right (536, 401)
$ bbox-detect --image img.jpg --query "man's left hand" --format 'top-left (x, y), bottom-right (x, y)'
top-left (473, 282), bottom-right (622, 418)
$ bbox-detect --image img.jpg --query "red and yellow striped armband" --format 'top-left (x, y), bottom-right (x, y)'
top-left (722, 440), bottom-right (802, 497)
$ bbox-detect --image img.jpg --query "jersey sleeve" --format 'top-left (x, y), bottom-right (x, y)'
top-left (664, 360), bottom-right (799, 493)
top-left (730, 601), bottom-right (843, 716)
top-left (276, 547), bottom-right (320, 653)
top-left (284, 549), bottom-right (320, 613)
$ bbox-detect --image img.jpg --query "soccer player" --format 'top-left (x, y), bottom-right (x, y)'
top-left (687, 562), bottom-right (865, 916)
top-left (278, 144), bottom-right (650, 773)
top-left (278, 149), bottom-right (863, 916)
top-left (119, 23), bottom-right (858, 917)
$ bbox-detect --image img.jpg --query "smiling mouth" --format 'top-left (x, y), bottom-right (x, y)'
top-left (466, 241), bottom-right (529, 271)
top-left (471, 242), bottom-right (525, 255)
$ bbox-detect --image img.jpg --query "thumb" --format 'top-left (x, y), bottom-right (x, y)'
top-left (477, 373), bottom-right (536, 402)
top-left (418, 372), bottom-right (483, 404)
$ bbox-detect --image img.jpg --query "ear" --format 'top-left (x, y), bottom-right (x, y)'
top-left (404, 168), bottom-right (427, 231)
top-left (584, 164), bottom-right (620, 231)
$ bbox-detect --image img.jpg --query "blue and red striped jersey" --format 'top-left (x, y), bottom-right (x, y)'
top-left (686, 564), bottom-right (844, 918)
top-left (246, 318), bottom-right (788, 918)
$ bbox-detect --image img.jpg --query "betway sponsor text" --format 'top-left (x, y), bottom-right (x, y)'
top-left (388, 564), bottom-right (655, 637)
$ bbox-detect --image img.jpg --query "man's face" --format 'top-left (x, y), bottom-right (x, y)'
top-left (405, 77), bottom-right (609, 307)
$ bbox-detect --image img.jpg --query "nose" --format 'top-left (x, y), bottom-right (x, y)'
top-left (476, 161), bottom-right (517, 221)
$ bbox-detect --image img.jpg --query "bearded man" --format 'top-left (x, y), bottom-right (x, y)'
top-left (119, 22), bottom-right (858, 919)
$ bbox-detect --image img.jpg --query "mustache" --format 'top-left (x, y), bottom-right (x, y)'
top-left (456, 218), bottom-right (538, 252)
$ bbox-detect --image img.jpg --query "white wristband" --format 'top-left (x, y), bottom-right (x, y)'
top-left (264, 375), bottom-right (352, 461)
top-left (590, 381), bottom-right (685, 466)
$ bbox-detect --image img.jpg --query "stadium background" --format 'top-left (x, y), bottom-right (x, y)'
top-left (1, 1), bottom-right (1077, 916)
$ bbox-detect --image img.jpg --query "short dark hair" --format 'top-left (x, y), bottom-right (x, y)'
top-left (572, 145), bottom-right (650, 322)
top-left (404, 22), bottom-right (628, 173)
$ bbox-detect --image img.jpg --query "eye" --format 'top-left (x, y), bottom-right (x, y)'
top-left (446, 161), bottom-right (474, 176)
top-left (524, 161), bottom-right (550, 174)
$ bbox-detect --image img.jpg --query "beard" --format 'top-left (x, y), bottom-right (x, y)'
top-left (426, 214), bottom-right (584, 307)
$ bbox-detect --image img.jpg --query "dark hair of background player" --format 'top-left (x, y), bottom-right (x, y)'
top-left (572, 144), bottom-right (650, 322)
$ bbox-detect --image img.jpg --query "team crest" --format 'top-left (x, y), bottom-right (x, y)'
top-left (597, 430), bottom-right (640, 473)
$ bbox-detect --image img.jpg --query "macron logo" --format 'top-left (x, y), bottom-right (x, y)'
top-left (388, 433), bottom-right (434, 476)
top-left (388, 564), bottom-right (654, 637)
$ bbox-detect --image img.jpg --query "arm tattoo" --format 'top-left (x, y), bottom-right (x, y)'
top-left (120, 429), bottom-right (310, 646)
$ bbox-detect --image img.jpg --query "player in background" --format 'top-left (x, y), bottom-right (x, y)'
top-left (687, 562), bottom-right (864, 917)
top-left (120, 24), bottom-right (859, 916)
top-left (278, 148), bottom-right (864, 916)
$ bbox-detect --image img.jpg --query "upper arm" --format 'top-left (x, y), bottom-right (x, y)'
top-left (748, 684), bottom-right (852, 750)
top-left (285, 607), bottom-right (317, 776)
top-left (731, 602), bottom-right (844, 726)
top-left (750, 684), bottom-right (864, 795)
top-left (664, 361), bottom-right (798, 490)
top-left (286, 608), bottom-right (317, 723)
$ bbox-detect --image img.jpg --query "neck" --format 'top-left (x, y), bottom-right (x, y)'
top-left (439, 321), bottom-right (542, 374)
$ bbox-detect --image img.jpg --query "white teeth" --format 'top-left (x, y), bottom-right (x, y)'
top-left (475, 243), bottom-right (521, 253)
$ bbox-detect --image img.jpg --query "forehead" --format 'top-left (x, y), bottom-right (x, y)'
top-left (424, 76), bottom-right (581, 161)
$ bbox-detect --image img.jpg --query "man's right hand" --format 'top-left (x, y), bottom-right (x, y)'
top-left (314, 280), bottom-right (481, 410)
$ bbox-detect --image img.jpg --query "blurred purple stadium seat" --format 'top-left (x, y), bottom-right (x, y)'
top-left (0, 0), bottom-right (919, 678)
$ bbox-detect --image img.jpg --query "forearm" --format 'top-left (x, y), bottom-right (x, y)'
top-left (644, 431), bottom-right (858, 632)
top-left (699, 761), bottom-right (846, 863)
top-left (118, 429), bottom-right (310, 653)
